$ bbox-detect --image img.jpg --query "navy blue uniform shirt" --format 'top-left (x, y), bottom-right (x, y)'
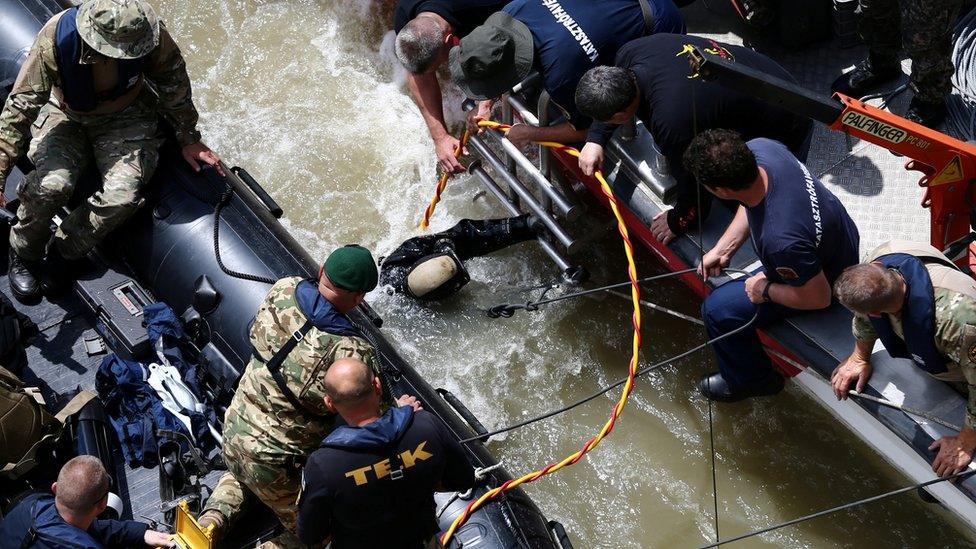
top-left (503, 0), bottom-right (684, 129)
top-left (0, 493), bottom-right (148, 549)
top-left (585, 34), bottom-right (812, 234)
top-left (394, 0), bottom-right (509, 36)
top-left (747, 138), bottom-right (860, 286)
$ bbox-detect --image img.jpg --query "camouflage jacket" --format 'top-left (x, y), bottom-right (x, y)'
top-left (852, 240), bottom-right (976, 426)
top-left (0, 10), bottom-right (201, 181)
top-left (222, 277), bottom-right (383, 459)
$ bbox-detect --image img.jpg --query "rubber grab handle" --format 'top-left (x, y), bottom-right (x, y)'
top-left (231, 166), bottom-right (284, 219)
top-left (436, 388), bottom-right (490, 442)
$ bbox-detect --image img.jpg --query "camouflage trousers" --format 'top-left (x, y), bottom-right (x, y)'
top-left (856, 0), bottom-right (964, 102)
top-left (203, 448), bottom-right (307, 549)
top-left (11, 93), bottom-right (162, 261)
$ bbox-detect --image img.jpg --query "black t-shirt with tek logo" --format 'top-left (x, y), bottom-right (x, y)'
top-left (297, 408), bottom-right (475, 548)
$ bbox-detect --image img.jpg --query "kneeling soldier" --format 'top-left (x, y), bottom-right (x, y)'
top-left (833, 240), bottom-right (976, 476)
top-left (199, 245), bottom-right (401, 547)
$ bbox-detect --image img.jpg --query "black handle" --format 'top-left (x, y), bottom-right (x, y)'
top-left (548, 521), bottom-right (575, 549)
top-left (436, 388), bottom-right (490, 442)
top-left (231, 166), bottom-right (284, 219)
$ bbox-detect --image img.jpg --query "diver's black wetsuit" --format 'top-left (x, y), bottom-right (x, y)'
top-left (379, 215), bottom-right (537, 293)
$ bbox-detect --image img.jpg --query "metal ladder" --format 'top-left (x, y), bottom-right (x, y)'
top-left (463, 73), bottom-right (676, 280)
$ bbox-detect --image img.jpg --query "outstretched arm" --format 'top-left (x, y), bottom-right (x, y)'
top-left (407, 72), bottom-right (464, 174)
top-left (504, 122), bottom-right (586, 147)
top-left (699, 205), bottom-right (749, 278)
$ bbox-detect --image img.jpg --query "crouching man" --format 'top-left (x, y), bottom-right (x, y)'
top-left (0, 0), bottom-right (221, 302)
top-left (0, 455), bottom-right (174, 547)
top-left (690, 130), bottom-right (860, 402)
top-left (832, 240), bottom-right (976, 476)
top-left (298, 358), bottom-right (475, 548)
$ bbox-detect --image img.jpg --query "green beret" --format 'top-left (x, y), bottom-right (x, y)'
top-left (324, 245), bottom-right (378, 293)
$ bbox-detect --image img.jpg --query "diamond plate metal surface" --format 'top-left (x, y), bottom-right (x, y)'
top-left (689, 12), bottom-right (932, 253)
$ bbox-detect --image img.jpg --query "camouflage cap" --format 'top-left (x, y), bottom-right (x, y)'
top-left (76, 0), bottom-right (160, 60)
top-left (324, 245), bottom-right (378, 293)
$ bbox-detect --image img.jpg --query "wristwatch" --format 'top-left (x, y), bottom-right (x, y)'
top-left (761, 280), bottom-right (773, 303)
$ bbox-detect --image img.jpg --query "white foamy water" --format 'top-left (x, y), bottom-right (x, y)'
top-left (157, 1), bottom-right (974, 547)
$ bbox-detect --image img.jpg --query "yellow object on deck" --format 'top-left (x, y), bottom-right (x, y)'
top-left (172, 500), bottom-right (215, 549)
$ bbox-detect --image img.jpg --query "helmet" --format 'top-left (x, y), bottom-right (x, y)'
top-left (404, 249), bottom-right (470, 301)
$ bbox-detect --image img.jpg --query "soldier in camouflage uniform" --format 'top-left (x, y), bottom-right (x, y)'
top-left (832, 239), bottom-right (976, 477)
top-left (199, 245), bottom-right (400, 548)
top-left (830, 0), bottom-right (964, 128)
top-left (0, 0), bottom-right (222, 302)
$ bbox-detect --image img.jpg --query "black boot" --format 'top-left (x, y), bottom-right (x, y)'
top-left (905, 97), bottom-right (947, 129)
top-left (697, 371), bottom-right (784, 403)
top-left (39, 247), bottom-right (82, 296)
top-left (8, 249), bottom-right (41, 304)
top-left (830, 57), bottom-right (901, 98)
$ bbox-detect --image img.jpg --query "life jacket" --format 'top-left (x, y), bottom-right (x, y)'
top-left (94, 303), bottom-right (217, 468)
top-left (53, 7), bottom-right (146, 113)
top-left (0, 366), bottom-right (60, 480)
top-left (0, 366), bottom-right (96, 480)
top-left (321, 405), bottom-right (413, 451)
top-left (867, 240), bottom-right (976, 381)
top-left (0, 493), bottom-right (104, 549)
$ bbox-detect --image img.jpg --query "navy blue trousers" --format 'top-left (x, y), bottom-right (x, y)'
top-left (701, 276), bottom-right (796, 391)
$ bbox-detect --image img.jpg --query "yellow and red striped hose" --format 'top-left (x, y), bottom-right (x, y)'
top-left (425, 120), bottom-right (643, 546)
top-left (419, 129), bottom-right (471, 229)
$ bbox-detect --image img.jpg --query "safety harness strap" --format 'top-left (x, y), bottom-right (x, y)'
top-left (258, 320), bottom-right (331, 420)
top-left (638, 0), bottom-right (655, 35)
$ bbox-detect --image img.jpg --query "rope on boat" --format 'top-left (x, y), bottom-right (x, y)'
top-left (439, 119), bottom-right (644, 545)
top-left (484, 267), bottom-right (698, 318)
top-left (213, 186), bottom-right (277, 285)
top-left (419, 129), bottom-right (471, 229)
top-left (698, 468), bottom-right (976, 548)
top-left (458, 310), bottom-right (758, 444)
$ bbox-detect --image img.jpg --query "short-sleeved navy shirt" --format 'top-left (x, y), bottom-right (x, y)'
top-left (747, 138), bottom-right (860, 287)
top-left (503, 0), bottom-right (685, 128)
top-left (394, 0), bottom-right (508, 37)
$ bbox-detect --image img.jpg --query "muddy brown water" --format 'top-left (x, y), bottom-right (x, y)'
top-left (153, 0), bottom-right (973, 546)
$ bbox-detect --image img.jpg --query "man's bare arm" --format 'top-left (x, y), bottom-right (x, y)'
top-left (406, 71), bottom-right (463, 174)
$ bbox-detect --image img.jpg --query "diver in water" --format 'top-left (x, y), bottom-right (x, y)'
top-left (380, 214), bottom-right (539, 300)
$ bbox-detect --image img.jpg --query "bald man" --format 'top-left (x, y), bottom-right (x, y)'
top-left (297, 358), bottom-right (474, 548)
top-left (0, 455), bottom-right (173, 548)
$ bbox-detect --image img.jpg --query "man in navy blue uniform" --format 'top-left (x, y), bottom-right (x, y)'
top-left (688, 130), bottom-right (860, 402)
top-left (0, 455), bottom-right (174, 548)
top-left (297, 357), bottom-right (474, 548)
top-left (574, 34), bottom-right (812, 244)
top-left (450, 0), bottom-right (685, 146)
